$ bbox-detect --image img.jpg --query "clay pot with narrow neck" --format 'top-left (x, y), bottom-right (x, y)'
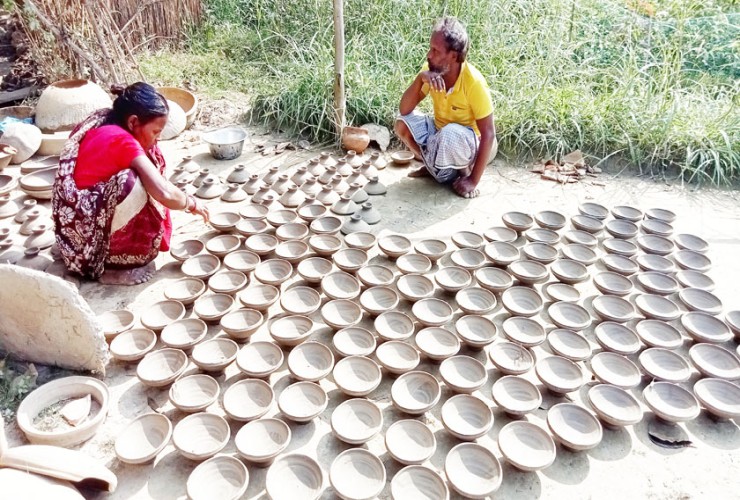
top-left (242, 174), bottom-right (265, 195)
top-left (346, 168), bottom-right (368, 187)
top-left (279, 186), bottom-right (306, 208)
top-left (260, 194), bottom-right (277, 208)
top-left (319, 152), bottom-right (336, 168)
top-left (222, 183), bottom-right (248, 203)
top-left (227, 164), bottom-right (251, 184)
top-left (192, 169), bottom-right (211, 188)
top-left (178, 156), bottom-right (200, 173)
top-left (14, 199), bottom-right (39, 223)
top-left (319, 166), bottom-right (337, 185)
top-left (19, 210), bottom-right (44, 236)
top-left (316, 185), bottom-right (340, 206)
top-left (271, 174), bottom-right (291, 195)
top-left (169, 166), bottom-right (193, 184)
top-left (195, 178), bottom-right (225, 199)
top-left (330, 175), bottom-right (349, 195)
top-left (364, 176), bottom-right (387, 196)
top-left (0, 194), bottom-right (19, 219)
top-left (331, 195), bottom-right (358, 216)
top-left (261, 166), bottom-right (280, 186)
top-left (25, 224), bottom-right (55, 249)
top-left (335, 159), bottom-right (352, 177)
top-left (356, 202), bottom-right (381, 225)
top-left (359, 161), bottom-right (379, 179)
top-left (341, 214), bottom-right (370, 235)
top-left (301, 177), bottom-right (322, 196)
top-left (291, 166), bottom-right (310, 186)
top-left (307, 158), bottom-right (325, 177)
top-left (345, 183), bottom-right (369, 204)
top-left (0, 241), bottom-right (23, 264)
top-left (345, 148), bottom-right (366, 166)
top-left (252, 185), bottom-right (278, 205)
top-left (16, 247), bottom-right (53, 271)
top-left (370, 151), bottom-right (387, 170)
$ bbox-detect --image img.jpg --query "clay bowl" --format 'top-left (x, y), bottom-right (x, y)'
top-left (385, 420), bottom-right (436, 466)
top-left (359, 286), bottom-right (399, 316)
top-left (727, 311), bottom-right (740, 338)
top-left (357, 264), bottom-right (395, 288)
top-left (321, 299), bottom-right (362, 330)
top-left (164, 277), bottom-right (207, 305)
top-left (602, 238), bottom-right (639, 257)
top-left (681, 311), bottom-right (733, 343)
top-left (635, 254), bottom-right (675, 274)
top-left (236, 341), bottom-right (284, 378)
top-left (415, 238), bottom-right (448, 262)
top-left (333, 248), bottom-right (369, 273)
top-left (136, 348), bottom-right (188, 387)
top-left (601, 254), bottom-right (639, 276)
top-left (391, 465), bottom-right (448, 500)
top-left (396, 273), bottom-right (435, 301)
top-left (589, 352), bottom-right (641, 389)
top-left (297, 203), bottom-right (328, 222)
top-left (397, 253), bottom-right (433, 275)
top-left (451, 230), bottom-right (485, 249)
top-left (502, 211), bottom-right (534, 232)
top-left (139, 300), bottom-right (186, 332)
top-left (535, 355), bottom-right (584, 394)
top-left (674, 233), bottom-right (709, 253)
top-left (376, 340), bottom-right (421, 375)
top-left (571, 214), bottom-right (604, 234)
top-left (287, 341), bottom-right (335, 382)
top-left (333, 327), bottom-right (377, 358)
top-left (171, 239), bottom-right (205, 262)
top-left (592, 295), bottom-right (635, 323)
top-left (412, 298), bottom-right (453, 327)
top-left (186, 455), bottom-right (249, 500)
top-left (483, 226), bottom-right (518, 243)
top-left (635, 294), bottom-right (681, 322)
top-left (676, 270), bottom-right (715, 291)
top-left (455, 315), bottom-right (498, 349)
top-left (689, 344), bottom-right (740, 380)
top-left (191, 338), bottom-right (238, 373)
top-left (441, 394), bottom-right (493, 441)
top-left (508, 260), bottom-right (548, 285)
top-left (547, 328), bottom-right (592, 361)
top-left (378, 234), bottom-right (412, 259)
top-left (594, 322), bottom-right (641, 355)
top-left (172, 412), bottom-right (230, 461)
top-left (244, 234), bottom-right (279, 256)
top-left (593, 271), bottom-right (633, 296)
top-left (275, 240), bottom-right (310, 264)
top-left (161, 318), bottom-right (208, 350)
top-left (208, 270), bottom-right (248, 295)
top-left (610, 205), bottom-right (643, 222)
top-left (344, 231), bottom-right (377, 250)
top-left (550, 258), bottom-right (588, 284)
top-left (636, 272), bottom-right (679, 295)
top-left (547, 302), bottom-right (591, 331)
top-left (182, 254), bottom-right (221, 280)
top-left (275, 222), bottom-right (309, 242)
top-left (205, 234), bottom-right (240, 258)
top-left (474, 267), bottom-right (514, 293)
top-left (678, 288), bottom-right (722, 315)
top-left (522, 242), bottom-right (558, 264)
top-left (391, 370), bottom-right (442, 415)
top-left (586, 384), bottom-right (642, 427)
top-left (605, 219), bottom-right (638, 239)
top-left (169, 374), bottom-right (220, 412)
top-left (110, 328), bottom-right (157, 362)
top-left (194, 293), bottom-right (234, 323)
top-left (563, 229), bottom-right (598, 247)
top-left (322, 271), bottom-right (361, 300)
top-left (235, 218), bottom-right (270, 237)
top-left (254, 259), bottom-right (293, 285)
top-left (223, 250), bottom-right (261, 274)
top-left (97, 309), bottom-right (135, 339)
top-left (222, 378), bottom-right (274, 422)
top-left (416, 327), bottom-right (461, 361)
top-left (266, 454), bottom-right (324, 499)
top-left (524, 228), bottom-right (560, 245)
top-left (502, 316), bottom-right (546, 348)
top-left (488, 341), bottom-right (534, 375)
top-left (281, 286), bottom-right (322, 316)
top-left (501, 286), bottom-right (543, 317)
top-left (491, 375), bottom-right (541, 417)
top-left (636, 234), bottom-right (674, 256)
top-left (238, 284), bottom-right (280, 312)
top-left (234, 417), bottom-right (290, 465)
top-left (390, 150), bottom-right (415, 165)
top-left (643, 207), bottom-right (675, 224)
top-left (675, 250), bottom-right (711, 272)
top-left (639, 348), bottom-right (691, 383)
top-left (115, 413), bottom-right (172, 464)
top-left (239, 203), bottom-right (269, 220)
top-left (643, 381), bottom-right (700, 423)
top-left (220, 308), bottom-right (264, 341)
top-left (333, 355), bottom-right (382, 396)
top-left (434, 265), bottom-right (472, 293)
top-left (297, 256), bottom-right (333, 285)
top-left (450, 248), bottom-right (486, 271)
top-left (308, 234), bottom-right (342, 256)
top-left (331, 398), bottom-right (383, 445)
top-left (535, 210), bottom-right (566, 230)
top-left (693, 378), bottom-right (740, 420)
top-left (269, 315), bottom-right (314, 347)
top-left (635, 320), bottom-right (684, 350)
top-left (439, 355), bottom-right (487, 394)
top-left (330, 448), bottom-right (386, 500)
top-left (209, 211), bottom-right (240, 232)
top-left (266, 208), bottom-right (298, 227)
top-left (498, 421), bottom-right (556, 472)
top-left (641, 218), bottom-right (674, 237)
top-left (547, 403), bottom-right (603, 451)
top-left (375, 310), bottom-right (416, 341)
top-left (278, 381), bottom-right (328, 423)
top-left (578, 202), bottom-right (609, 220)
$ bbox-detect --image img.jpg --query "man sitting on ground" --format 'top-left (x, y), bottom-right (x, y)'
top-left (395, 17), bottom-right (497, 199)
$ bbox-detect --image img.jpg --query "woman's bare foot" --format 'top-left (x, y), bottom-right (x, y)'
top-left (99, 262), bottom-right (156, 285)
top-left (408, 166), bottom-right (431, 178)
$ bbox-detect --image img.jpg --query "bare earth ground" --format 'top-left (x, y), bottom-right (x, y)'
top-left (4, 99), bottom-right (740, 499)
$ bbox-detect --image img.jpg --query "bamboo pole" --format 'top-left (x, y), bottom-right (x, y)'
top-left (85, 0), bottom-right (121, 83)
top-left (332, 0), bottom-right (346, 138)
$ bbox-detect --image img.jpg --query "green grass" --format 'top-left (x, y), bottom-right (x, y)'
top-left (141, 0), bottom-right (739, 184)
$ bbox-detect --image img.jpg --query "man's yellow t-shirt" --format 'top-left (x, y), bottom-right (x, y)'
top-left (420, 61), bottom-right (494, 136)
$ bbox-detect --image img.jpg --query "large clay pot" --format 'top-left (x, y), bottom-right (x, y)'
top-left (2, 122), bottom-right (42, 163)
top-left (35, 79), bottom-right (112, 133)
top-left (160, 100), bottom-right (187, 141)
top-left (341, 126), bottom-right (370, 154)
top-left (157, 87), bottom-right (199, 128)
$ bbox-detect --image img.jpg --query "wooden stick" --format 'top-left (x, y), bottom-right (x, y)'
top-left (100, 1), bottom-right (145, 81)
top-left (84, 0), bottom-right (120, 83)
top-left (332, 0), bottom-right (346, 137)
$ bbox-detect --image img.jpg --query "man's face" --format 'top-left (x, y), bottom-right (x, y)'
top-left (427, 31), bottom-right (456, 74)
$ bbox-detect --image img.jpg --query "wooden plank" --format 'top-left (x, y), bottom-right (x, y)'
top-left (0, 86), bottom-right (36, 105)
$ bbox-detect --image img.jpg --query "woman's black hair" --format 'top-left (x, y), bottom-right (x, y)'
top-left (107, 82), bottom-right (169, 128)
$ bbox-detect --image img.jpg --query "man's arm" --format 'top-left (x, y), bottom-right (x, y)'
top-left (399, 72), bottom-right (439, 115)
top-left (453, 114), bottom-right (495, 196)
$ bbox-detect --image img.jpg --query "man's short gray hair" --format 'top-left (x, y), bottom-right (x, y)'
top-left (432, 17), bottom-right (469, 63)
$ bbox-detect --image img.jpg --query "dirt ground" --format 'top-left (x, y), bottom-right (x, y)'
top-left (3, 100), bottom-right (740, 499)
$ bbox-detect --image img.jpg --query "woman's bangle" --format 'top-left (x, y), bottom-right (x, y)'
top-left (184, 195), bottom-right (195, 213)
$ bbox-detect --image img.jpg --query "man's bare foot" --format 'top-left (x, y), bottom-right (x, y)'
top-left (408, 166), bottom-right (431, 178)
top-left (453, 176), bottom-right (480, 198)
top-left (99, 262), bottom-right (156, 285)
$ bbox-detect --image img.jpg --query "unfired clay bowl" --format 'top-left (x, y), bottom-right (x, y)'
top-left (209, 211), bottom-right (240, 232)
top-left (344, 231), bottom-right (377, 250)
top-left (450, 248), bottom-right (486, 270)
top-left (391, 466), bottom-right (448, 500)
top-left (235, 218), bottom-right (270, 237)
top-left (297, 256), bottom-right (333, 284)
top-left (297, 203), bottom-right (327, 222)
top-left (265, 455), bottom-right (324, 500)
top-left (321, 299), bottom-right (362, 330)
top-left (592, 295), bottom-right (635, 323)
top-left (321, 271), bottom-right (361, 300)
top-left (385, 420), bottom-right (436, 466)
top-left (508, 260), bottom-right (548, 285)
top-left (97, 309), bottom-right (135, 340)
top-left (287, 341), bottom-right (335, 382)
top-left (330, 448), bottom-right (386, 500)
top-left (675, 250), bottom-right (711, 273)
top-left (164, 277), bottom-right (207, 305)
top-left (681, 312), bottom-right (733, 343)
top-left (563, 230), bottom-right (598, 247)
top-left (137, 348), bottom-right (188, 387)
top-left (186, 455), bottom-right (249, 500)
top-left (441, 394), bottom-right (493, 441)
top-left (172, 412), bottom-right (230, 461)
top-left (415, 239), bottom-right (448, 262)
top-left (239, 203), bottom-right (269, 220)
top-left (474, 267), bottom-right (514, 293)
top-left (159, 318), bottom-right (208, 351)
top-left (587, 384), bottom-right (642, 427)
top-left (332, 355), bottom-right (382, 396)
top-left (205, 234), bottom-right (240, 257)
top-left (397, 253), bottom-right (433, 274)
top-left (254, 258), bottom-right (293, 285)
top-left (639, 347), bottom-right (692, 383)
top-left (170, 239), bottom-right (205, 262)
top-left (498, 421), bottom-right (555, 472)
top-left (635, 254), bottom-right (675, 274)
top-left (502, 211), bottom-right (534, 232)
top-left (434, 265), bottom-right (472, 293)
top-left (140, 300), bottom-right (186, 332)
top-left (688, 344), bottom-right (740, 380)
top-left (547, 302), bottom-right (591, 331)
top-left (445, 443), bottom-right (502, 498)
top-left (491, 375), bottom-right (541, 417)
top-left (455, 315), bottom-right (497, 349)
top-left (281, 286), bottom-right (322, 316)
top-left (439, 355), bottom-right (487, 394)
top-left (535, 355), bottom-right (584, 394)
top-left (223, 249), bottom-right (261, 274)
top-left (110, 328), bottom-right (157, 362)
top-left (375, 311), bottom-right (415, 341)
top-left (269, 315), bottom-right (314, 347)
top-left (308, 234), bottom-right (342, 256)
top-left (674, 233), bottom-right (709, 253)
top-left (602, 238), bottom-right (639, 257)
top-left (357, 265), bottom-right (396, 289)
top-left (547, 328), bottom-right (591, 361)
top-left (452, 230), bottom-right (485, 249)
top-left (115, 413), bottom-right (172, 465)
top-left (391, 370), bottom-right (441, 415)
top-left (416, 327), bottom-right (461, 361)
top-left (488, 341), bottom-right (533, 375)
top-left (168, 374), bottom-right (220, 413)
top-left (275, 222), bottom-right (309, 242)
top-left (590, 352), bottom-right (642, 389)
top-left (547, 403), bottom-right (603, 451)
top-left (220, 308), bottom-right (264, 341)
top-left (635, 320), bottom-right (683, 350)
top-left (484, 241), bottom-right (519, 267)
top-left (234, 417), bottom-right (290, 465)
top-left (236, 341), bottom-right (284, 378)
top-left (396, 273), bottom-right (435, 302)
top-left (191, 337), bottom-right (238, 372)
top-left (275, 240), bottom-right (310, 264)
top-left (602, 254), bottom-right (639, 276)
top-left (193, 293), bottom-right (234, 323)
top-left (676, 270), bottom-right (715, 291)
top-left (594, 321), bottom-right (641, 355)
top-left (412, 298), bottom-right (453, 327)
top-left (502, 316), bottom-right (546, 347)
top-left (182, 254), bottom-right (221, 280)
top-left (266, 209), bottom-right (298, 227)
top-left (332, 327), bottom-right (377, 358)
top-left (643, 381), bottom-right (700, 423)
top-left (636, 272), bottom-right (679, 295)
top-left (578, 202), bottom-right (608, 220)
top-left (693, 378), bottom-right (740, 420)
top-left (244, 234), bottom-right (279, 256)
top-left (522, 242), bottom-right (558, 264)
top-left (571, 214), bottom-right (604, 234)
top-left (331, 398), bottom-right (383, 445)
top-left (378, 234), bottom-right (412, 259)
top-left (550, 258), bottom-right (588, 284)
top-left (238, 284), bottom-right (280, 311)
top-left (208, 270), bottom-right (248, 295)
top-left (635, 294), bottom-right (681, 322)
top-left (278, 381), bottom-right (328, 423)
top-left (456, 287), bottom-right (496, 315)
top-left (222, 378), bottom-right (274, 422)
top-left (333, 248), bottom-right (369, 273)
top-left (501, 286), bottom-right (543, 317)
top-left (484, 226), bottom-right (519, 243)
top-left (535, 210), bottom-right (566, 230)
top-left (605, 219), bottom-right (638, 239)
top-left (678, 288), bottom-right (722, 315)
top-left (593, 271), bottom-right (633, 296)
top-left (376, 340), bottom-right (421, 375)
top-left (359, 286), bottom-right (400, 316)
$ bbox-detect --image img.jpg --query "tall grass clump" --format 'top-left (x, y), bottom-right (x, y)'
top-left (143, 0), bottom-right (739, 184)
